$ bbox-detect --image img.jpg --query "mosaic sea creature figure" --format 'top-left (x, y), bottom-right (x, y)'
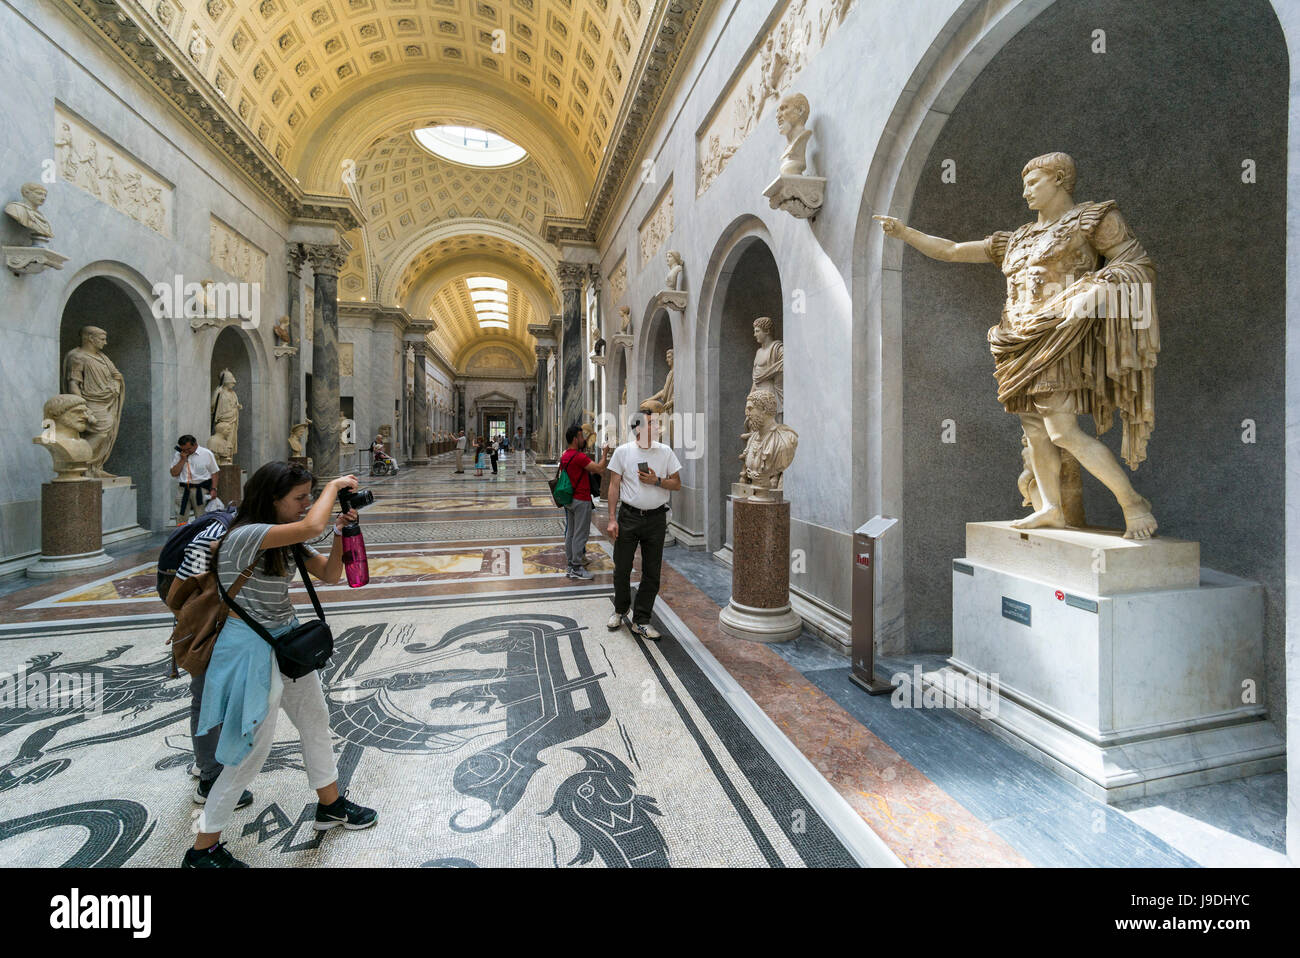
top-left (542, 746), bottom-right (669, 868)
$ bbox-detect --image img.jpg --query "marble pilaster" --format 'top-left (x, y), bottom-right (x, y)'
top-left (533, 345), bottom-right (547, 454)
top-left (409, 340), bottom-right (429, 465)
top-left (305, 243), bottom-right (347, 477)
top-left (286, 243), bottom-right (305, 425)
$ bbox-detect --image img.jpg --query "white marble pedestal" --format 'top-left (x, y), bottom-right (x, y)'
top-left (925, 525), bottom-right (1285, 802)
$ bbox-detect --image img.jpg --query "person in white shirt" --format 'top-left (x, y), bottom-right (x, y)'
top-left (603, 401), bottom-right (682, 640)
top-left (454, 429), bottom-right (467, 474)
top-left (169, 434), bottom-right (220, 524)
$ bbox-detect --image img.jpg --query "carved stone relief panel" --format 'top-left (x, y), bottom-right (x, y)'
top-left (696, 0), bottom-right (857, 196)
top-left (338, 341), bottom-right (355, 377)
top-left (609, 253), bottom-right (627, 305)
top-left (638, 183), bottom-right (674, 266)
top-left (54, 106), bottom-right (174, 237)
top-left (209, 216), bottom-right (268, 287)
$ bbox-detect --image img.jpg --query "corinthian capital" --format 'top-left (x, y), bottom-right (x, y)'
top-left (287, 243), bottom-right (306, 276)
top-left (557, 261), bottom-right (587, 292)
top-left (305, 243), bottom-right (348, 277)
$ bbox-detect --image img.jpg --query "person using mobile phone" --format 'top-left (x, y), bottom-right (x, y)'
top-left (603, 400), bottom-right (682, 641)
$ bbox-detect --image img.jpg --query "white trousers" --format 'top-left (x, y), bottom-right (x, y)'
top-left (516, 450), bottom-right (528, 473)
top-left (199, 668), bottom-right (338, 835)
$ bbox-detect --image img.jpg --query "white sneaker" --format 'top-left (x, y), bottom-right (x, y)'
top-left (607, 613), bottom-right (625, 631)
top-left (630, 622), bottom-right (662, 641)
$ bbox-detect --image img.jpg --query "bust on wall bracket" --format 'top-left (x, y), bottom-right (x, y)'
top-left (651, 249), bottom-right (689, 313)
top-left (5, 182), bottom-right (68, 275)
top-left (764, 94), bottom-right (825, 220)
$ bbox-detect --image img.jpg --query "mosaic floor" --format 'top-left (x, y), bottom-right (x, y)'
top-left (7, 454), bottom-right (1263, 868)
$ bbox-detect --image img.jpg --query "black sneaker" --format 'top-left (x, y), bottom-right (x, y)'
top-left (181, 842), bottom-right (248, 868)
top-left (314, 795), bottom-right (378, 831)
top-left (194, 778), bottom-right (254, 810)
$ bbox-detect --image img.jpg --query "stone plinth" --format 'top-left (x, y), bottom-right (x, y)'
top-left (763, 174), bottom-right (825, 220)
top-left (965, 521), bottom-right (1199, 595)
top-left (719, 493), bottom-right (801, 643)
top-left (651, 288), bottom-right (689, 314)
top-left (5, 245), bottom-right (68, 275)
top-left (215, 468), bottom-right (243, 508)
top-left (610, 334), bottom-right (634, 352)
top-left (933, 551), bottom-right (1284, 802)
top-left (26, 479), bottom-right (112, 577)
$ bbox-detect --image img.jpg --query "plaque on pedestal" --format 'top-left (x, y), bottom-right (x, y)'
top-left (925, 524), bottom-right (1284, 802)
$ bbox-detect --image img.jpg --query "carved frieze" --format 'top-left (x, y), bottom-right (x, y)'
top-left (638, 185), bottom-right (673, 266)
top-left (55, 106), bottom-right (173, 236)
top-left (696, 0), bottom-right (857, 197)
top-left (609, 253), bottom-right (627, 305)
top-left (209, 216), bottom-right (267, 286)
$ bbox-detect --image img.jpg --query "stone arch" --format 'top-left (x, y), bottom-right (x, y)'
top-left (56, 264), bottom-right (169, 532)
top-left (697, 216), bottom-right (784, 552)
top-left (851, 0), bottom-right (1290, 665)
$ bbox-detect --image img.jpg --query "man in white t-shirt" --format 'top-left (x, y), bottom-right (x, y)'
top-left (604, 400), bottom-right (682, 640)
top-left (454, 429), bottom-right (467, 474)
top-left (169, 434), bottom-right (220, 524)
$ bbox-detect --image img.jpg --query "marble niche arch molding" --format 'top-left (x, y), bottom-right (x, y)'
top-left (53, 260), bottom-right (178, 532)
top-left (695, 214), bottom-right (782, 551)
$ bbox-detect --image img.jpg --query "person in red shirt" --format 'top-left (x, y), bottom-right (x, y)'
top-left (560, 423), bottom-right (612, 579)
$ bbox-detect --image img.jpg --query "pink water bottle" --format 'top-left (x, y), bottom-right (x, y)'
top-left (341, 520), bottom-right (370, 588)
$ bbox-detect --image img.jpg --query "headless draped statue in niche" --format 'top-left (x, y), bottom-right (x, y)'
top-left (5, 182), bottom-right (54, 243)
top-left (210, 369), bottom-right (242, 461)
top-left (750, 316), bottom-right (784, 416)
top-left (62, 325), bottom-right (124, 478)
top-left (875, 151), bottom-right (1159, 538)
top-left (776, 93), bottom-right (812, 176)
top-left (738, 389), bottom-right (798, 491)
top-left (33, 394), bottom-right (95, 480)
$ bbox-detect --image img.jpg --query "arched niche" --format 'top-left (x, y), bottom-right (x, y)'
top-left (58, 276), bottom-right (155, 530)
top-left (699, 230), bottom-right (784, 551)
top-left (210, 327), bottom-right (255, 474)
top-left (862, 0), bottom-right (1288, 663)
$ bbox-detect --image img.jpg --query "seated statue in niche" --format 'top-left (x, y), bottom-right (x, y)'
top-left (5, 182), bottom-right (54, 243)
top-left (33, 394), bottom-right (96, 481)
top-left (738, 390), bottom-right (798, 492)
top-left (644, 347), bottom-right (675, 445)
top-left (875, 151), bottom-right (1159, 538)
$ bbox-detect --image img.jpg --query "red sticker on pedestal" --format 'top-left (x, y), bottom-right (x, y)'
top-left (1054, 590), bottom-right (1064, 601)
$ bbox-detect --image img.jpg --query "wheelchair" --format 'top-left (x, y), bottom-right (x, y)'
top-left (369, 453), bottom-right (398, 476)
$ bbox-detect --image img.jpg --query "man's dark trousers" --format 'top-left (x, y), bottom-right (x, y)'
top-left (612, 505), bottom-right (667, 624)
top-left (490, 448), bottom-right (498, 474)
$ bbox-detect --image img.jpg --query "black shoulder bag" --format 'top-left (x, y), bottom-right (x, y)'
top-left (217, 544), bottom-right (334, 680)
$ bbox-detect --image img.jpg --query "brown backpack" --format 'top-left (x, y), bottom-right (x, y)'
top-left (165, 541), bottom-right (253, 677)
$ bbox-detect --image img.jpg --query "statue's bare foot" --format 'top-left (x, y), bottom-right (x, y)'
top-left (1010, 504), bottom-right (1067, 530)
top-left (1122, 497), bottom-right (1157, 540)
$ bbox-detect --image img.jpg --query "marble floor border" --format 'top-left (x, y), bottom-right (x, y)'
top-left (652, 598), bottom-right (903, 868)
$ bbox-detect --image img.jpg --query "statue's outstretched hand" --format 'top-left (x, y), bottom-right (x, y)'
top-left (873, 214), bottom-right (904, 236)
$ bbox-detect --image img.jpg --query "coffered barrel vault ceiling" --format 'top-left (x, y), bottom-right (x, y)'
top-left (78, 0), bottom-right (704, 369)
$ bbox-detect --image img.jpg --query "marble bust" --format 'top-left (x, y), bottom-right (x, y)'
top-left (33, 394), bottom-right (95, 481)
top-left (776, 93), bottom-right (812, 176)
top-left (751, 316), bottom-right (784, 415)
top-left (210, 369), bottom-right (242, 460)
top-left (208, 420), bottom-right (234, 465)
top-left (62, 325), bottom-right (124, 478)
top-left (875, 151), bottom-right (1159, 538)
top-left (738, 389), bottom-right (798, 490)
top-left (591, 324), bottom-right (605, 356)
top-left (5, 183), bottom-right (54, 243)
top-left (288, 419), bottom-right (311, 457)
top-left (664, 250), bottom-right (684, 291)
top-left (273, 314), bottom-right (291, 344)
top-left (619, 305), bottom-right (632, 335)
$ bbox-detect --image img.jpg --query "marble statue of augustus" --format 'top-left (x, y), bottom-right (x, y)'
top-left (210, 369), bottom-right (243, 460)
top-left (776, 93), bottom-right (812, 177)
top-left (751, 316), bottom-right (784, 415)
top-left (738, 389), bottom-right (798, 490)
top-left (33, 394), bottom-right (95, 481)
top-left (875, 152), bottom-right (1159, 539)
top-left (62, 325), bottom-right (124, 478)
top-left (5, 182), bottom-right (54, 243)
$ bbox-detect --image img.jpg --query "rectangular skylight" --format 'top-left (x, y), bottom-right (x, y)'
top-left (467, 276), bottom-right (508, 291)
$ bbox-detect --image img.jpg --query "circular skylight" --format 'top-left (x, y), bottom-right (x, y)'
top-left (413, 126), bottom-right (527, 168)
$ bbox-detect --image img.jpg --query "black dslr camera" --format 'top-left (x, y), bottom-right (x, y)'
top-left (338, 487), bottom-right (374, 512)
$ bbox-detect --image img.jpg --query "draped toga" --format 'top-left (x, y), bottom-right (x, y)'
top-left (983, 200), bottom-right (1158, 469)
top-left (62, 346), bottom-right (123, 467)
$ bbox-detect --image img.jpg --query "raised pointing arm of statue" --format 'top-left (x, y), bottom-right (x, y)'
top-left (873, 215), bottom-right (990, 264)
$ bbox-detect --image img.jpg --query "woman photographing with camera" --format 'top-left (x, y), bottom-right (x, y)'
top-left (184, 461), bottom-right (378, 868)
